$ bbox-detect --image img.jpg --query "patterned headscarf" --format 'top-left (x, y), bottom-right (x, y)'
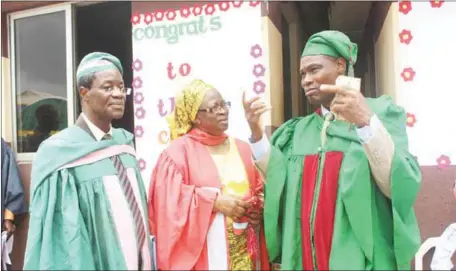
top-left (76, 52), bottom-right (123, 81)
top-left (167, 79), bottom-right (215, 141)
top-left (301, 30), bottom-right (358, 76)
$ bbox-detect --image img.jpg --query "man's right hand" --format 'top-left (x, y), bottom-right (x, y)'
top-left (242, 91), bottom-right (270, 142)
top-left (214, 194), bottom-right (251, 222)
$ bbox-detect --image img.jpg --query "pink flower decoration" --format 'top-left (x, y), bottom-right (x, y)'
top-left (143, 12), bottom-right (153, 24)
top-left (232, 1), bottom-right (243, 8)
top-left (137, 158), bottom-right (146, 171)
top-left (134, 92), bottom-right (144, 104)
top-left (406, 113), bottom-right (417, 127)
top-left (430, 0), bottom-right (444, 8)
top-left (399, 1), bottom-right (412, 15)
top-left (133, 77), bottom-right (143, 89)
top-left (131, 13), bottom-right (141, 25)
top-left (192, 4), bottom-right (203, 16)
top-left (205, 4), bottom-right (216, 15)
top-left (437, 155), bottom-right (451, 169)
top-left (249, 1), bottom-right (261, 7)
top-left (250, 44), bottom-right (263, 58)
top-left (253, 80), bottom-right (266, 94)
top-left (166, 9), bottom-right (177, 21)
top-left (180, 6), bottom-right (191, 18)
top-left (135, 107), bottom-right (146, 119)
top-left (154, 10), bottom-right (165, 21)
top-left (132, 59), bottom-right (143, 72)
top-left (401, 67), bottom-right (416, 82)
top-left (135, 126), bottom-right (144, 138)
top-left (253, 64), bottom-right (266, 77)
top-left (399, 29), bottom-right (413, 45)
top-left (218, 2), bottom-right (231, 11)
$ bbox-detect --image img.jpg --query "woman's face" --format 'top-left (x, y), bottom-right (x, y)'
top-left (195, 89), bottom-right (230, 135)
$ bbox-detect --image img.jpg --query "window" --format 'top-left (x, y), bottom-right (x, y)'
top-left (9, 4), bottom-right (74, 159)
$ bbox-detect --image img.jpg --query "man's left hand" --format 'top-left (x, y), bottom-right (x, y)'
top-left (320, 84), bottom-right (373, 127)
top-left (247, 209), bottom-right (263, 226)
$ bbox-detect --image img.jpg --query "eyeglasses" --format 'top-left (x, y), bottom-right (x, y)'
top-left (101, 86), bottom-right (132, 95)
top-left (198, 101), bottom-right (231, 114)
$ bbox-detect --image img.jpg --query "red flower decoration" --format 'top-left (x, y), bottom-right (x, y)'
top-left (250, 1), bottom-right (261, 7)
top-left (253, 80), bottom-right (266, 94)
top-left (134, 92), bottom-right (144, 104)
top-left (437, 155), bottom-right (451, 169)
top-left (192, 4), bottom-right (203, 16)
top-left (137, 158), bottom-right (146, 171)
top-left (406, 113), bottom-right (417, 127)
top-left (133, 77), bottom-right (143, 89)
top-left (430, 0), bottom-right (444, 8)
top-left (218, 2), bottom-right (231, 11)
top-left (180, 6), bottom-right (191, 18)
top-left (131, 13), bottom-right (141, 25)
top-left (204, 4), bottom-right (216, 15)
top-left (132, 59), bottom-right (143, 72)
top-left (399, 29), bottom-right (413, 45)
top-left (401, 67), bottom-right (416, 82)
top-left (135, 107), bottom-right (146, 119)
top-left (232, 1), bottom-right (243, 8)
top-left (154, 10), bottom-right (165, 21)
top-left (250, 44), bottom-right (263, 58)
top-left (253, 64), bottom-right (266, 77)
top-left (135, 126), bottom-right (144, 138)
top-left (166, 9), bottom-right (177, 21)
top-left (399, 1), bottom-right (412, 15)
top-left (143, 12), bottom-right (153, 24)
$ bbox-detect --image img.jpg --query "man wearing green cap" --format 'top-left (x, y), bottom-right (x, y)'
top-left (242, 31), bottom-right (421, 270)
top-left (24, 52), bottom-right (155, 270)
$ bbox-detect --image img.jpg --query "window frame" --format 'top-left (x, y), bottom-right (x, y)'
top-left (9, 3), bottom-right (75, 161)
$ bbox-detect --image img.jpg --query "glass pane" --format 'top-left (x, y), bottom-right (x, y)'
top-left (14, 11), bottom-right (68, 153)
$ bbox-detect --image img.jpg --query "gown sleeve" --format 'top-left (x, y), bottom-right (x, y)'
top-left (23, 169), bottom-right (95, 270)
top-left (147, 151), bottom-right (218, 270)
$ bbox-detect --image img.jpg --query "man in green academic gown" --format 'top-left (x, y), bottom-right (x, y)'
top-left (24, 52), bottom-right (155, 270)
top-left (242, 31), bottom-right (421, 270)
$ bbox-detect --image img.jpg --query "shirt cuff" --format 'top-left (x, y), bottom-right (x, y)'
top-left (4, 209), bottom-right (15, 221)
top-left (249, 134), bottom-right (270, 160)
top-left (356, 114), bottom-right (382, 143)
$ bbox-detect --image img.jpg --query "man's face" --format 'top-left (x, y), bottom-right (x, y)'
top-left (300, 55), bottom-right (346, 107)
top-left (82, 69), bottom-right (126, 121)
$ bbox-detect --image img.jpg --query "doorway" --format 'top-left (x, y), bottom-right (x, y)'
top-left (75, 1), bottom-right (134, 134)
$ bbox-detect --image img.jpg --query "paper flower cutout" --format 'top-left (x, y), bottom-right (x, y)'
top-left (232, 1), bottom-right (243, 8)
top-left (250, 44), bottom-right (263, 58)
top-left (192, 4), bottom-right (203, 16)
top-left (138, 158), bottom-right (146, 171)
top-left (131, 13), bottom-right (141, 25)
top-left (401, 67), bottom-right (416, 82)
top-left (143, 12), bottom-right (153, 24)
top-left (218, 2), bottom-right (231, 11)
top-left (406, 113), bottom-right (417, 127)
top-left (253, 64), bottom-right (266, 77)
top-left (154, 10), bottom-right (165, 21)
top-left (430, 0), bottom-right (444, 8)
top-left (180, 6), bottom-right (191, 18)
top-left (205, 4), bottom-right (216, 15)
top-left (399, 1), bottom-right (412, 15)
top-left (132, 59), bottom-right (143, 72)
top-left (253, 80), bottom-right (266, 94)
top-left (437, 155), bottom-right (451, 169)
top-left (134, 126), bottom-right (144, 138)
top-left (134, 92), bottom-right (144, 104)
top-left (166, 9), bottom-right (177, 21)
top-left (399, 29), bottom-right (413, 45)
top-left (132, 77), bottom-right (143, 89)
top-left (135, 107), bottom-right (146, 119)
top-left (250, 1), bottom-right (261, 7)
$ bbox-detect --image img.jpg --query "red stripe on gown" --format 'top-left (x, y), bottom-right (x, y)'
top-left (314, 151), bottom-right (344, 270)
top-left (301, 154), bottom-right (319, 270)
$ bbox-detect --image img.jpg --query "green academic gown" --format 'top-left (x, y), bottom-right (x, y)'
top-left (23, 124), bottom-right (154, 270)
top-left (263, 96), bottom-right (421, 270)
